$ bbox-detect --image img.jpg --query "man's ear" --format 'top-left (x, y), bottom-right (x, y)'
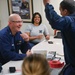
top-left (64, 9), bottom-right (69, 15)
top-left (8, 21), bottom-right (12, 26)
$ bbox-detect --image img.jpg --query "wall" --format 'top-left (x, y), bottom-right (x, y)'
top-left (0, 0), bottom-right (9, 29)
top-left (0, 0), bottom-right (62, 35)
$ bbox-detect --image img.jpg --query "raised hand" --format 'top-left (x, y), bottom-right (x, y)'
top-left (20, 33), bottom-right (29, 42)
top-left (43, 0), bottom-right (50, 6)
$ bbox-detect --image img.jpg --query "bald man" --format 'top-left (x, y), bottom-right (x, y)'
top-left (0, 14), bottom-right (32, 65)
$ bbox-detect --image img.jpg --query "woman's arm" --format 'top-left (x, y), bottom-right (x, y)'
top-left (26, 32), bottom-right (43, 41)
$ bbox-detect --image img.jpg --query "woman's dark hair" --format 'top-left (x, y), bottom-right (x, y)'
top-left (32, 12), bottom-right (42, 25)
top-left (60, 1), bottom-right (75, 14)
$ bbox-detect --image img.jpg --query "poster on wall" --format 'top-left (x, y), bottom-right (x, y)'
top-left (7, 0), bottom-right (33, 23)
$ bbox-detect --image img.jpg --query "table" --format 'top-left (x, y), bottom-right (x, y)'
top-left (31, 36), bottom-right (64, 75)
top-left (2, 36), bottom-right (64, 75)
top-left (32, 36), bottom-right (64, 58)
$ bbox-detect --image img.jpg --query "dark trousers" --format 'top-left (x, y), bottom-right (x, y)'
top-left (59, 64), bottom-right (75, 75)
top-left (64, 65), bottom-right (75, 75)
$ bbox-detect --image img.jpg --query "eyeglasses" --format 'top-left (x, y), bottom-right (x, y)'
top-left (11, 20), bottom-right (23, 23)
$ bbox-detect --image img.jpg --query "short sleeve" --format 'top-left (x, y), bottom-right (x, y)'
top-left (25, 24), bottom-right (32, 33)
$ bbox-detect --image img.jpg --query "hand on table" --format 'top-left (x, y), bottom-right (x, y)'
top-left (45, 35), bottom-right (50, 40)
top-left (26, 50), bottom-right (32, 56)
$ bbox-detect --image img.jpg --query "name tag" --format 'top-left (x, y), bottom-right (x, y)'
top-left (12, 44), bottom-right (14, 46)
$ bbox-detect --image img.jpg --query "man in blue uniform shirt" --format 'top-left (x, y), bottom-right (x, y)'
top-left (0, 14), bottom-right (32, 65)
top-left (43, 0), bottom-right (75, 75)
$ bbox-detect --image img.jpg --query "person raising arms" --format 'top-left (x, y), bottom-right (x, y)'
top-left (43, 0), bottom-right (75, 75)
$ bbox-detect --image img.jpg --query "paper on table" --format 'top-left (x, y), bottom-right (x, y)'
top-left (33, 50), bottom-right (47, 58)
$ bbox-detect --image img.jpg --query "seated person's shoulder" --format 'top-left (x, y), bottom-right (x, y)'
top-left (0, 28), bottom-right (8, 37)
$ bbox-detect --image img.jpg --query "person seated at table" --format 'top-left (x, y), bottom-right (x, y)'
top-left (25, 12), bottom-right (50, 47)
top-left (43, 0), bottom-right (75, 75)
top-left (22, 53), bottom-right (50, 75)
top-left (0, 14), bottom-right (32, 65)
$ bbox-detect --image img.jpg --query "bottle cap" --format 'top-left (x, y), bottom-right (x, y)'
top-left (9, 67), bottom-right (16, 73)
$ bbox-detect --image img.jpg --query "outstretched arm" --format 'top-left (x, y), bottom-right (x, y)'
top-left (43, 0), bottom-right (66, 30)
